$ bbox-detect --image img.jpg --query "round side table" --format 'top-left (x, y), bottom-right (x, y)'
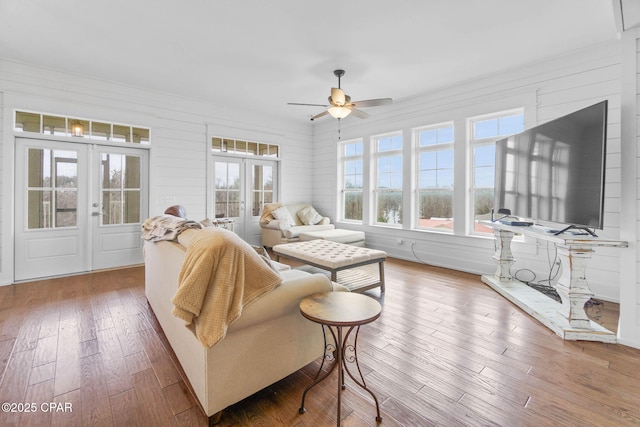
top-left (298, 291), bottom-right (382, 426)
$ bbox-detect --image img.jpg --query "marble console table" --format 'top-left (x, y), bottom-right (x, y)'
top-left (480, 221), bottom-right (627, 343)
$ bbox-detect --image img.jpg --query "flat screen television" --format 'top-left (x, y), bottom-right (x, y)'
top-left (493, 100), bottom-right (608, 233)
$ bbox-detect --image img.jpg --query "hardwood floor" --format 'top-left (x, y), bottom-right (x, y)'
top-left (0, 259), bottom-right (639, 426)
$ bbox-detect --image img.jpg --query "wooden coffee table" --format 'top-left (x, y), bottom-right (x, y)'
top-left (273, 240), bottom-right (386, 293)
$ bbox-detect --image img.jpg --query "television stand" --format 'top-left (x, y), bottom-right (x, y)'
top-left (480, 221), bottom-right (627, 343)
top-left (549, 224), bottom-right (598, 237)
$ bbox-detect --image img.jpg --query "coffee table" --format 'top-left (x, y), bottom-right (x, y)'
top-left (273, 240), bottom-right (386, 293)
top-left (298, 292), bottom-right (382, 426)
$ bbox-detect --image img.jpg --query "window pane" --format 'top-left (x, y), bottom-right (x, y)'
top-left (16, 111), bottom-right (41, 132)
top-left (215, 162), bottom-right (227, 188)
top-left (437, 150), bottom-right (454, 168)
top-left (68, 119), bottom-right (88, 137)
top-left (124, 156), bottom-right (141, 189)
top-left (419, 129), bottom-right (437, 146)
top-left (112, 125), bottom-right (131, 142)
top-left (377, 191), bottom-right (402, 224)
top-left (28, 148), bottom-right (51, 188)
top-left (474, 118), bottom-right (498, 139)
top-left (474, 144), bottom-right (495, 168)
top-left (28, 190), bottom-right (51, 229)
top-left (437, 126), bottom-right (454, 143)
top-left (228, 191), bottom-right (240, 217)
top-left (124, 190), bottom-right (141, 223)
top-left (43, 115), bottom-right (66, 136)
top-left (132, 127), bottom-right (150, 144)
top-left (344, 192), bottom-right (363, 221)
top-left (101, 154), bottom-right (123, 189)
top-left (102, 191), bottom-right (122, 225)
top-left (498, 114), bottom-right (524, 135)
top-left (56, 189), bottom-right (77, 227)
top-left (92, 122), bottom-right (111, 140)
top-left (55, 150), bottom-right (78, 188)
top-left (345, 142), bottom-right (363, 156)
top-left (228, 163), bottom-right (240, 189)
top-left (418, 190), bottom-right (453, 227)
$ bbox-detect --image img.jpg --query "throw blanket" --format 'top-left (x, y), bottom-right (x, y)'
top-left (171, 228), bottom-right (282, 348)
top-left (141, 215), bottom-right (203, 242)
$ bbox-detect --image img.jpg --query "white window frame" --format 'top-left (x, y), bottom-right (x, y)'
top-left (373, 132), bottom-right (403, 226)
top-left (338, 139), bottom-right (364, 222)
top-left (414, 121), bottom-right (455, 232)
top-left (468, 108), bottom-right (525, 235)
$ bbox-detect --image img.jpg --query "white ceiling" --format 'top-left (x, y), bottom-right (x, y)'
top-left (0, 0), bottom-right (619, 123)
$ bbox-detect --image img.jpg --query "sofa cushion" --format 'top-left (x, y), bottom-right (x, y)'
top-left (297, 205), bottom-right (323, 225)
top-left (271, 206), bottom-right (295, 228)
top-left (282, 224), bottom-right (335, 239)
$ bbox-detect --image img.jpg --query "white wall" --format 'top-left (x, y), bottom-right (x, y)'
top-left (311, 40), bottom-right (624, 301)
top-left (0, 58), bottom-right (313, 286)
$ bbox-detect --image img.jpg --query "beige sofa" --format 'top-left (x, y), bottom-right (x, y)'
top-left (143, 228), bottom-right (346, 422)
top-left (260, 202), bottom-right (335, 247)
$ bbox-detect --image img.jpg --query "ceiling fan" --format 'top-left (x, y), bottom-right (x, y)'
top-left (288, 69), bottom-right (393, 121)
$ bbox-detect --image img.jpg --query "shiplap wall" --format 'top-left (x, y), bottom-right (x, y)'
top-left (0, 58), bottom-right (313, 285)
top-left (311, 40), bottom-right (624, 302)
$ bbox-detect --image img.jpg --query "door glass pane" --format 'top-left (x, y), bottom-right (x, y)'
top-left (228, 190), bottom-right (240, 217)
top-left (28, 190), bottom-right (52, 229)
top-left (124, 156), bottom-right (141, 188)
top-left (103, 191), bottom-right (122, 225)
top-left (102, 154), bottom-right (123, 189)
top-left (228, 163), bottom-right (240, 189)
top-left (55, 150), bottom-right (78, 188)
top-left (27, 148), bottom-right (78, 229)
top-left (124, 190), bottom-right (140, 223)
top-left (28, 148), bottom-right (51, 187)
top-left (56, 190), bottom-right (77, 227)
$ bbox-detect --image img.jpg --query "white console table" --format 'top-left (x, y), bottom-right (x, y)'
top-left (481, 222), bottom-right (627, 343)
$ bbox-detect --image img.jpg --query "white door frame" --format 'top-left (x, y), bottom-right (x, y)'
top-left (14, 136), bottom-right (149, 281)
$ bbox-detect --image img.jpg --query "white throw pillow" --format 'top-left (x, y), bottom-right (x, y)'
top-left (297, 205), bottom-right (324, 225)
top-left (271, 206), bottom-right (295, 228)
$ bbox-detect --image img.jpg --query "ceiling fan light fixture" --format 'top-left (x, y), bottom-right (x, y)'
top-left (328, 106), bottom-right (351, 119)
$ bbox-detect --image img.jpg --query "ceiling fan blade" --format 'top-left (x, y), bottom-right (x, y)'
top-left (330, 87), bottom-right (346, 106)
top-left (310, 110), bottom-right (330, 121)
top-left (349, 108), bottom-right (370, 119)
top-left (350, 98), bottom-right (393, 108)
top-left (287, 102), bottom-right (329, 107)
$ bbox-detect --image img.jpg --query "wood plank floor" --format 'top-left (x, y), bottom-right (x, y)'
top-left (0, 258), bottom-right (639, 426)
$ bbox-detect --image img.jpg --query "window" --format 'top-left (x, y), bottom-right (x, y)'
top-left (469, 110), bottom-right (524, 232)
top-left (375, 133), bottom-right (403, 225)
top-left (213, 160), bottom-right (241, 218)
top-left (100, 153), bottom-right (142, 225)
top-left (416, 123), bottom-right (454, 231)
top-left (27, 148), bottom-right (78, 229)
top-left (340, 140), bottom-right (364, 221)
top-left (211, 137), bottom-right (279, 158)
top-left (14, 110), bottom-right (150, 144)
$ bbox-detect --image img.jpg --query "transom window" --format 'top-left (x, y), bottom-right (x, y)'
top-left (416, 123), bottom-right (454, 231)
top-left (14, 111), bottom-right (150, 143)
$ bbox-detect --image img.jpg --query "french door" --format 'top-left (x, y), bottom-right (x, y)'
top-left (14, 138), bottom-right (148, 281)
top-left (212, 157), bottom-right (276, 245)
